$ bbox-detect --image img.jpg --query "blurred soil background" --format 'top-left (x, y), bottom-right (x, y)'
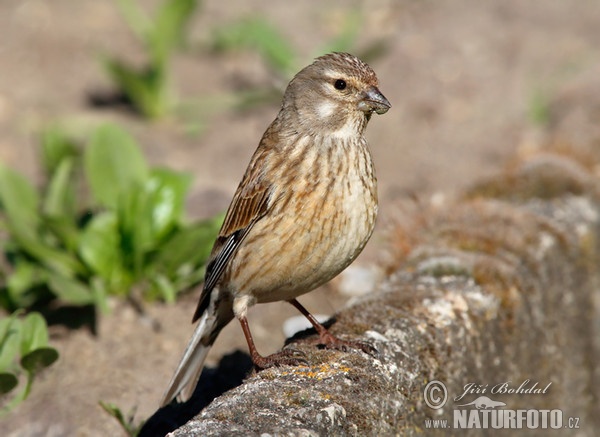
top-left (1, 0), bottom-right (600, 435)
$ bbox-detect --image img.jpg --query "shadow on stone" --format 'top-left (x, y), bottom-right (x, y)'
top-left (139, 350), bottom-right (253, 437)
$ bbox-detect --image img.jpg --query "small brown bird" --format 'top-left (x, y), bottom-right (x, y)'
top-left (161, 52), bottom-right (390, 406)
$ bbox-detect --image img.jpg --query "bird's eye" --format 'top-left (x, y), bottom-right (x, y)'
top-left (334, 79), bottom-right (347, 90)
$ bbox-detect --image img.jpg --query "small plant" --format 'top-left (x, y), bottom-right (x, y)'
top-left (210, 11), bottom-right (389, 109)
top-left (212, 17), bottom-right (298, 78)
top-left (0, 311), bottom-right (59, 413)
top-left (99, 401), bottom-right (144, 436)
top-left (102, 0), bottom-right (199, 119)
top-left (0, 124), bottom-right (221, 314)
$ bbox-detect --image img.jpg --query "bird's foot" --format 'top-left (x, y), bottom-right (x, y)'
top-left (318, 330), bottom-right (377, 357)
top-left (252, 348), bottom-right (308, 369)
top-left (286, 299), bottom-right (377, 358)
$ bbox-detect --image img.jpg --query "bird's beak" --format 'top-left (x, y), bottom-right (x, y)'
top-left (358, 86), bottom-right (391, 115)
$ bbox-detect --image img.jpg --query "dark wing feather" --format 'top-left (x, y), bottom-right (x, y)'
top-left (192, 149), bottom-right (274, 322)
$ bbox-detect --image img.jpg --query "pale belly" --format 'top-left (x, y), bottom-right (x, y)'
top-left (252, 196), bottom-right (376, 303)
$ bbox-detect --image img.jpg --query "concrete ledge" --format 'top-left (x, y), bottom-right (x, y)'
top-left (168, 154), bottom-right (600, 436)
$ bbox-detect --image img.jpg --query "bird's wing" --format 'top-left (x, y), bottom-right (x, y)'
top-left (192, 147), bottom-right (274, 322)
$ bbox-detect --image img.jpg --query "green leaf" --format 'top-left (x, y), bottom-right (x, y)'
top-left (20, 347), bottom-right (59, 375)
top-left (0, 315), bottom-right (21, 372)
top-left (102, 58), bottom-right (169, 119)
top-left (152, 216), bottom-right (221, 284)
top-left (100, 400), bottom-right (144, 437)
top-left (116, 168), bottom-right (192, 277)
top-left (44, 216), bottom-right (80, 253)
top-left (118, 185), bottom-right (153, 276)
top-left (84, 124), bottom-right (149, 209)
top-left (150, 0), bottom-right (198, 64)
top-left (145, 168), bottom-right (191, 240)
top-left (104, 0), bottom-right (195, 120)
top-left (78, 212), bottom-right (121, 279)
top-left (43, 157), bottom-right (76, 219)
top-left (7, 262), bottom-right (37, 299)
top-left (114, 0), bottom-right (153, 44)
top-left (0, 372), bottom-right (18, 394)
top-left (19, 313), bottom-right (49, 356)
top-left (46, 272), bottom-right (94, 305)
top-left (6, 224), bottom-right (83, 277)
top-left (90, 277), bottom-right (110, 314)
top-left (40, 126), bottom-right (79, 176)
top-left (100, 401), bottom-right (128, 426)
top-left (0, 164), bottom-right (40, 235)
top-left (6, 262), bottom-right (45, 308)
top-left (150, 273), bottom-right (176, 303)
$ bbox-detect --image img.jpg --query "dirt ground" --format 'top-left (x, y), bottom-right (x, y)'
top-left (2, 0), bottom-right (600, 435)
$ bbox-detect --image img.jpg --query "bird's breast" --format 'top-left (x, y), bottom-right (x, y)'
top-left (227, 136), bottom-right (377, 303)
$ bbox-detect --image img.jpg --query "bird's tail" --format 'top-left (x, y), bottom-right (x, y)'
top-left (160, 290), bottom-right (233, 407)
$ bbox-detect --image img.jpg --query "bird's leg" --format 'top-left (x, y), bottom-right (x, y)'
top-left (288, 298), bottom-right (376, 356)
top-left (238, 315), bottom-right (307, 369)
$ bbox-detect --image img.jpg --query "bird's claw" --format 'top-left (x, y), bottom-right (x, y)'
top-left (253, 348), bottom-right (308, 369)
top-left (319, 333), bottom-right (378, 358)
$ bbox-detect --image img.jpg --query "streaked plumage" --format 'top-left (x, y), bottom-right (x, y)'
top-left (161, 52), bottom-right (390, 406)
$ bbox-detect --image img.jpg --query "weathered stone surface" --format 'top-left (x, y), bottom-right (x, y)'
top-left (167, 155), bottom-right (600, 436)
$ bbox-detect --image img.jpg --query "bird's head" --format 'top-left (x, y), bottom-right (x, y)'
top-left (280, 52), bottom-right (391, 136)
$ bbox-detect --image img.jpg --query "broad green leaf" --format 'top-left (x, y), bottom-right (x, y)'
top-left (6, 224), bottom-right (83, 277)
top-left (7, 262), bottom-right (37, 299)
top-left (20, 347), bottom-right (59, 374)
top-left (0, 372), bottom-right (18, 394)
top-left (117, 168), bottom-right (192, 274)
top-left (118, 185), bottom-right (153, 276)
top-left (78, 212), bottom-right (121, 279)
top-left (0, 164), bottom-right (40, 235)
top-left (145, 168), bottom-right (191, 240)
top-left (152, 216), bottom-right (221, 278)
top-left (46, 272), bottom-right (94, 305)
top-left (40, 126), bottom-right (78, 176)
top-left (84, 124), bottom-right (149, 209)
top-left (0, 316), bottom-right (21, 372)
top-left (43, 157), bottom-right (76, 219)
top-left (6, 262), bottom-right (46, 308)
top-left (19, 313), bottom-right (49, 356)
top-left (44, 216), bottom-right (80, 253)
